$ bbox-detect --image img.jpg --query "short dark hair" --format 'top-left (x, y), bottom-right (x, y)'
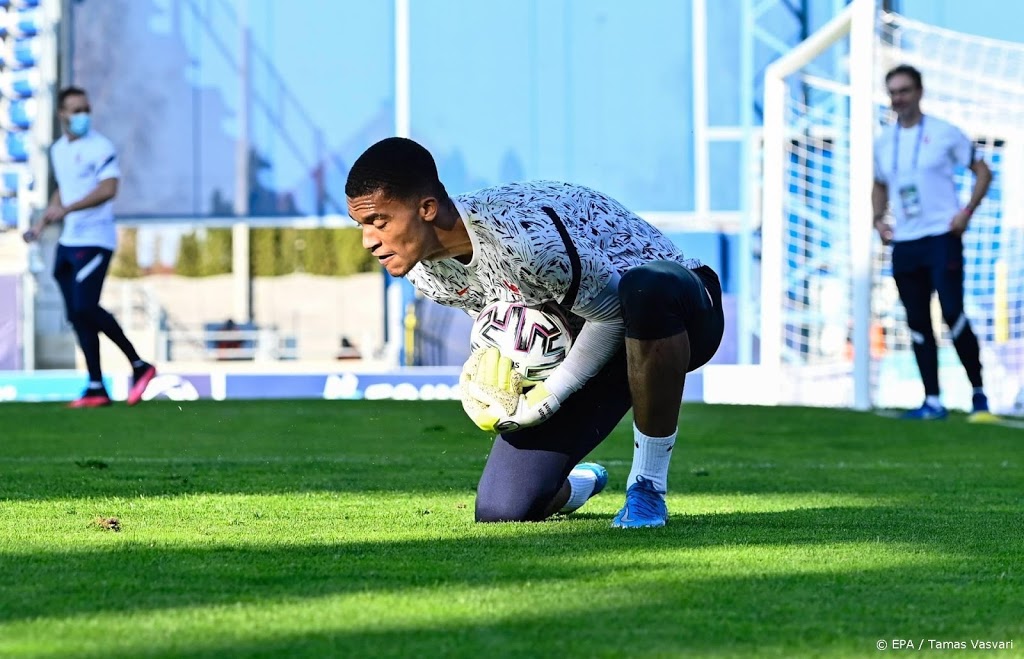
top-left (57, 86), bottom-right (88, 109)
top-left (885, 64), bottom-right (923, 90)
top-left (345, 137), bottom-right (448, 203)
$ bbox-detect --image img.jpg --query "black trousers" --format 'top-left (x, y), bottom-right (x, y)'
top-left (891, 232), bottom-right (983, 397)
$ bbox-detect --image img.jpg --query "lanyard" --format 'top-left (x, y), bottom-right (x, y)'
top-left (893, 115), bottom-right (925, 175)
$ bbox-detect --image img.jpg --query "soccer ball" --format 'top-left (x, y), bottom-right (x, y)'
top-left (470, 300), bottom-right (574, 382)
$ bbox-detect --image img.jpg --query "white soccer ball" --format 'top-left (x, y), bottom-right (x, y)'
top-left (470, 300), bottom-right (574, 383)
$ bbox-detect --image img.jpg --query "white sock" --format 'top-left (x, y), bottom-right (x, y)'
top-left (87, 381), bottom-right (104, 390)
top-left (626, 423), bottom-right (676, 493)
top-left (559, 468), bottom-right (598, 514)
top-left (973, 387), bottom-right (985, 395)
top-left (925, 395), bottom-right (942, 409)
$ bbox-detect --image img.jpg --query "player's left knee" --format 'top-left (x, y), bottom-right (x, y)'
top-left (620, 265), bottom-right (688, 339)
top-left (475, 502), bottom-right (528, 523)
top-left (619, 264), bottom-right (677, 309)
top-left (475, 492), bottom-right (550, 523)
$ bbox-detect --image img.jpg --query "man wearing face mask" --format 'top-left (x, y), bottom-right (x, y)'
top-left (23, 86), bottom-right (156, 408)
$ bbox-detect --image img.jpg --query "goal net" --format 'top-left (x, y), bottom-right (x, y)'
top-left (759, 0), bottom-right (1024, 414)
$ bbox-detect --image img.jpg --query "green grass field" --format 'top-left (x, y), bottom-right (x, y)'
top-left (0, 400), bottom-right (1021, 658)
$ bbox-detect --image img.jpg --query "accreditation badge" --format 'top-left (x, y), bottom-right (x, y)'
top-left (898, 184), bottom-right (922, 219)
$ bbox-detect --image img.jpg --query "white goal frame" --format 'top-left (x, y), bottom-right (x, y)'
top-left (760, 0), bottom-right (877, 410)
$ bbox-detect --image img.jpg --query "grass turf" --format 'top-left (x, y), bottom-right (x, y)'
top-left (0, 400), bottom-right (1021, 658)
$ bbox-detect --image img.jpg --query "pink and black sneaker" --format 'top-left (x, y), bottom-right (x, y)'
top-left (68, 388), bottom-right (113, 409)
top-left (127, 363), bottom-right (157, 406)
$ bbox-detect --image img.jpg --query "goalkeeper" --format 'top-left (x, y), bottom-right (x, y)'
top-left (345, 137), bottom-right (724, 528)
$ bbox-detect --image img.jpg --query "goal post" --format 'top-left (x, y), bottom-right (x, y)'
top-left (760, 0), bottom-right (876, 410)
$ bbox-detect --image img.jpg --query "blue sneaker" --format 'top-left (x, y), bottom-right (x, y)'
top-left (572, 462), bottom-right (608, 496)
top-left (901, 402), bottom-right (948, 420)
top-left (611, 476), bottom-right (668, 528)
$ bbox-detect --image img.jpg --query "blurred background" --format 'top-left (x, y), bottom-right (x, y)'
top-left (0, 0), bottom-right (1021, 413)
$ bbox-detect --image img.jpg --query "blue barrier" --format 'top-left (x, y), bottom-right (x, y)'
top-left (0, 367), bottom-right (706, 403)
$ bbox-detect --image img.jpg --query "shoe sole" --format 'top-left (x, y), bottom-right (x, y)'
top-left (611, 518), bottom-right (667, 529)
top-left (127, 366), bottom-right (157, 406)
top-left (611, 504), bottom-right (668, 529)
top-left (68, 398), bottom-right (112, 409)
top-left (967, 412), bottom-right (1001, 424)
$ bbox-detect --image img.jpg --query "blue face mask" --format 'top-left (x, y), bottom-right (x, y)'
top-left (68, 112), bottom-right (90, 137)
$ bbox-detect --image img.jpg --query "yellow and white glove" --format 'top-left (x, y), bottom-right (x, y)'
top-left (460, 347), bottom-right (562, 434)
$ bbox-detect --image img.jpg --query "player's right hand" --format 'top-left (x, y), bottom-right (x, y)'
top-left (22, 228), bottom-right (38, 243)
top-left (459, 347), bottom-right (561, 433)
top-left (460, 348), bottom-right (521, 433)
top-left (469, 347), bottom-right (521, 394)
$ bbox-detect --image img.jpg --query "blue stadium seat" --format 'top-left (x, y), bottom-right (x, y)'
top-left (3, 132), bottom-right (27, 161)
top-left (0, 68), bottom-right (37, 97)
top-left (0, 38), bottom-right (40, 69)
top-left (1, 97), bottom-right (34, 130)
top-left (1, 195), bottom-right (17, 228)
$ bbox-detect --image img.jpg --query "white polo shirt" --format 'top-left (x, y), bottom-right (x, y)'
top-left (50, 130), bottom-right (121, 250)
top-left (873, 115), bottom-right (979, 243)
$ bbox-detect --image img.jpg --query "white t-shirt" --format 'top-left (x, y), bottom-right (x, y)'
top-left (407, 180), bottom-right (703, 398)
top-left (50, 130), bottom-right (121, 250)
top-left (873, 115), bottom-right (979, 242)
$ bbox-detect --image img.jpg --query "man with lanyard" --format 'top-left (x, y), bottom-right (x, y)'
top-left (23, 86), bottom-right (157, 408)
top-left (872, 65), bottom-right (996, 421)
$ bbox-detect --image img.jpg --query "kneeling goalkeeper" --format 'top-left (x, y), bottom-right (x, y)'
top-left (346, 137), bottom-right (724, 528)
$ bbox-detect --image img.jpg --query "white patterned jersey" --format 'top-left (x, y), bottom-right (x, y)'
top-left (407, 181), bottom-right (702, 318)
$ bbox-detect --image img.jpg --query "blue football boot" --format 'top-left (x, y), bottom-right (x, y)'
top-left (611, 476), bottom-right (668, 528)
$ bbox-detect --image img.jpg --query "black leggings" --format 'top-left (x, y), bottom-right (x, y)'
top-left (475, 262), bottom-right (724, 522)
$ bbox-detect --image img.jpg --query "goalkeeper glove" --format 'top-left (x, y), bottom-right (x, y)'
top-left (460, 347), bottom-right (562, 433)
